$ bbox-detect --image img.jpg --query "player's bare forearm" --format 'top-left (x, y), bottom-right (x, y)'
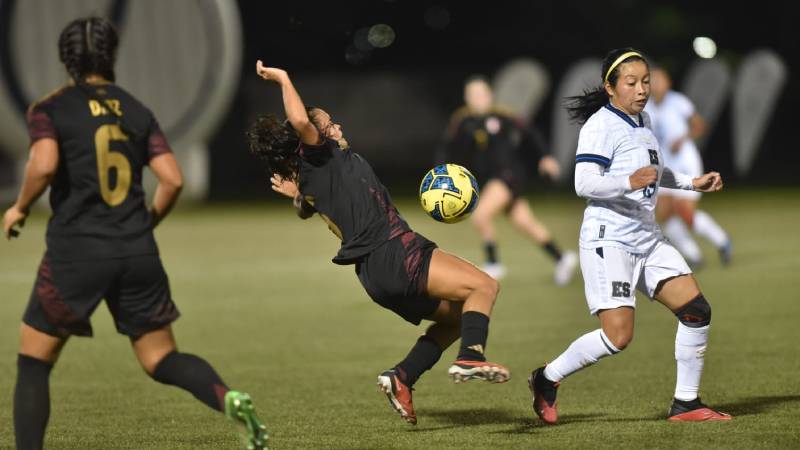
top-left (149, 182), bottom-right (181, 228)
top-left (15, 139), bottom-right (59, 212)
top-left (148, 153), bottom-right (184, 228)
top-left (255, 60), bottom-right (320, 145)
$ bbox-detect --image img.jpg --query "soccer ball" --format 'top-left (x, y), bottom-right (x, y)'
top-left (419, 164), bottom-right (479, 223)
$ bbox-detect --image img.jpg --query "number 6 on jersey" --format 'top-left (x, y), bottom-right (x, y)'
top-left (94, 124), bottom-right (131, 206)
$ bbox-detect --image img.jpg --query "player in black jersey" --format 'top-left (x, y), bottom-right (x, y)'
top-left (437, 76), bottom-right (578, 285)
top-left (248, 61), bottom-right (510, 425)
top-left (2, 17), bottom-right (267, 449)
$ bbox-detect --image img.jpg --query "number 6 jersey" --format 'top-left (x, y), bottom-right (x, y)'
top-left (26, 82), bottom-right (172, 260)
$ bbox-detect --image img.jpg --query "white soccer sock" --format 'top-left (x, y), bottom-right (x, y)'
top-left (674, 322), bottom-right (709, 401)
top-left (664, 217), bottom-right (703, 264)
top-left (693, 210), bottom-right (729, 248)
top-left (543, 329), bottom-right (619, 382)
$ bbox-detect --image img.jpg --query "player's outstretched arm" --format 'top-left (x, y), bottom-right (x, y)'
top-left (3, 138), bottom-right (58, 239)
top-left (149, 153), bottom-right (184, 228)
top-left (255, 60), bottom-right (320, 146)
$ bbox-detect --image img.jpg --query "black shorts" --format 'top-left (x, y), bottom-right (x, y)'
top-left (23, 253), bottom-right (179, 338)
top-left (356, 232), bottom-right (440, 325)
top-left (490, 168), bottom-right (527, 201)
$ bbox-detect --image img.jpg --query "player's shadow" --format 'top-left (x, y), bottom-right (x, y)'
top-left (412, 407), bottom-right (531, 432)
top-left (713, 394), bottom-right (800, 417)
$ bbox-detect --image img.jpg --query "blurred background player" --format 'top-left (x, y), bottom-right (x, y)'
top-left (249, 61), bottom-right (510, 426)
top-left (646, 67), bottom-right (732, 268)
top-left (436, 75), bottom-right (578, 284)
top-left (2, 17), bottom-right (266, 450)
top-left (528, 48), bottom-right (731, 424)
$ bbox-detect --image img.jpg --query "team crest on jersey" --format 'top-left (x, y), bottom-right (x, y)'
top-left (648, 149), bottom-right (659, 165)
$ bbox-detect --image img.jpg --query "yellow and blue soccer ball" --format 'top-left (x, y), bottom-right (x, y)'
top-left (419, 164), bottom-right (479, 223)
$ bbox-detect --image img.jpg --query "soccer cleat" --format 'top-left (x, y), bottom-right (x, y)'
top-left (718, 241), bottom-right (733, 266)
top-left (448, 360), bottom-right (510, 384)
top-left (528, 366), bottom-right (559, 424)
top-left (377, 369), bottom-right (417, 425)
top-left (224, 390), bottom-right (269, 450)
top-left (482, 262), bottom-right (507, 280)
top-left (667, 397), bottom-right (732, 422)
top-left (554, 251), bottom-right (578, 286)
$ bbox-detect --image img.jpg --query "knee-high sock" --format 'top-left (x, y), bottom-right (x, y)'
top-left (664, 217), bottom-right (703, 264)
top-left (543, 329), bottom-right (619, 382)
top-left (395, 335), bottom-right (443, 387)
top-left (152, 351), bottom-right (230, 412)
top-left (674, 323), bottom-right (709, 401)
top-left (693, 210), bottom-right (729, 249)
top-left (15, 354), bottom-right (53, 450)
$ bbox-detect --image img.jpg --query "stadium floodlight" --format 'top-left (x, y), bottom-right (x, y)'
top-left (693, 37), bottom-right (718, 59)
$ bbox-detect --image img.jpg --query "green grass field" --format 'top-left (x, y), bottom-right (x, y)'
top-left (1, 188), bottom-right (799, 449)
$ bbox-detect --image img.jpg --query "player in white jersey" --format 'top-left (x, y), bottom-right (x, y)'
top-left (527, 48), bottom-right (731, 423)
top-left (646, 67), bottom-right (732, 267)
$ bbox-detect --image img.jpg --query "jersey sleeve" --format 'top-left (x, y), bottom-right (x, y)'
top-left (26, 102), bottom-right (58, 144)
top-left (146, 116), bottom-right (173, 161)
top-left (575, 118), bottom-right (616, 168)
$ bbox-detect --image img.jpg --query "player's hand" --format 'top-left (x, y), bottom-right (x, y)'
top-left (693, 171), bottom-right (723, 192)
top-left (256, 60), bottom-right (288, 84)
top-left (270, 174), bottom-right (299, 198)
top-left (3, 204), bottom-right (27, 240)
top-left (629, 166), bottom-right (658, 190)
top-left (538, 156), bottom-right (561, 180)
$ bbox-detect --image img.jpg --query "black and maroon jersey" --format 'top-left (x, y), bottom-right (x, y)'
top-left (297, 138), bottom-right (411, 265)
top-left (435, 106), bottom-right (547, 185)
top-left (26, 83), bottom-right (172, 260)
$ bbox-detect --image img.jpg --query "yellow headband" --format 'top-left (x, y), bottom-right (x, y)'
top-left (604, 51), bottom-right (643, 83)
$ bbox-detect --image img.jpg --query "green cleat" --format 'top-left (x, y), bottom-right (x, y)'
top-left (224, 390), bottom-right (268, 450)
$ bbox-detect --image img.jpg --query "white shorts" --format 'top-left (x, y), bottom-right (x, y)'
top-left (659, 141), bottom-right (703, 201)
top-left (579, 240), bottom-right (692, 315)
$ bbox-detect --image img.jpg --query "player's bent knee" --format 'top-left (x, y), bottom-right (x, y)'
top-left (674, 293), bottom-right (711, 327)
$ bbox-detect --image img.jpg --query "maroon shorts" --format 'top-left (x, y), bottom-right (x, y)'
top-left (355, 231), bottom-right (440, 325)
top-left (23, 253), bottom-right (179, 338)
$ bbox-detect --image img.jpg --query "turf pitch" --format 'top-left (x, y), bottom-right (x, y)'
top-left (1, 188), bottom-right (799, 449)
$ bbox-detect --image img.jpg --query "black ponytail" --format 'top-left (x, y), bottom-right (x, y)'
top-left (565, 47), bottom-right (648, 124)
top-left (58, 17), bottom-right (142, 140)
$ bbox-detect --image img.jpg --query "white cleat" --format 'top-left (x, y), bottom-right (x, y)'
top-left (482, 263), bottom-right (507, 280)
top-left (554, 251), bottom-right (578, 286)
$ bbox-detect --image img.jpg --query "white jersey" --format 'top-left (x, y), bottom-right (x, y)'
top-left (574, 104), bottom-right (665, 253)
top-left (644, 91), bottom-right (703, 176)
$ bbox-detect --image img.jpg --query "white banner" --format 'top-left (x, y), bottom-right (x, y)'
top-left (681, 58), bottom-right (731, 153)
top-left (492, 58), bottom-right (550, 122)
top-left (732, 49), bottom-right (787, 177)
top-left (550, 58), bottom-right (601, 183)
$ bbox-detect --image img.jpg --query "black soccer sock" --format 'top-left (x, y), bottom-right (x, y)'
top-left (151, 351), bottom-right (229, 412)
top-left (395, 335), bottom-right (443, 387)
top-left (457, 311), bottom-right (490, 361)
top-left (483, 241), bottom-right (498, 264)
top-left (542, 240), bottom-right (563, 262)
top-left (15, 354), bottom-right (53, 450)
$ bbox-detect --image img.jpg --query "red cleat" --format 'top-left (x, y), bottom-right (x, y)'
top-left (377, 370), bottom-right (417, 425)
top-left (667, 398), bottom-right (732, 422)
top-left (528, 366), bottom-right (559, 424)
top-left (447, 360), bottom-right (510, 384)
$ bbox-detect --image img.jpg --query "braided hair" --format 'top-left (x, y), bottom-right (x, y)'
top-left (58, 17), bottom-right (141, 139)
top-left (564, 47), bottom-right (649, 124)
